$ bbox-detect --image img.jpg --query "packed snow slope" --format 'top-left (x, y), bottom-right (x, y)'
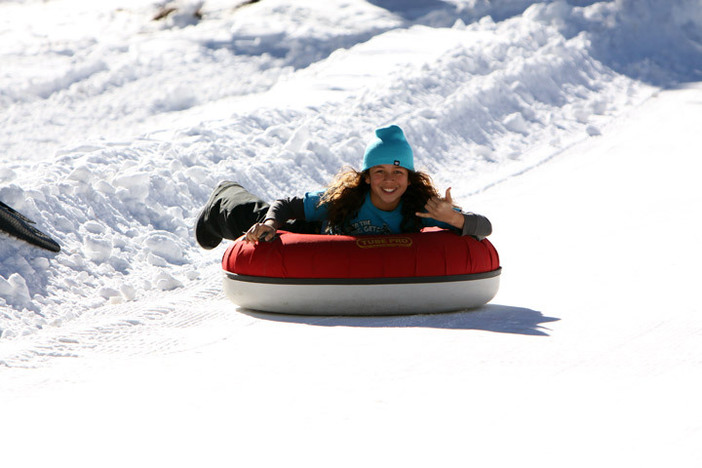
top-left (6, 81), bottom-right (701, 468)
top-left (4, 0), bottom-right (701, 338)
top-left (1, 0), bottom-right (702, 466)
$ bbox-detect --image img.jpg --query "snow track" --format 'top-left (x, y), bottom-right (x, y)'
top-left (0, 276), bottom-right (231, 369)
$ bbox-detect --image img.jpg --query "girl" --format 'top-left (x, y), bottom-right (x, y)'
top-left (195, 125), bottom-right (491, 249)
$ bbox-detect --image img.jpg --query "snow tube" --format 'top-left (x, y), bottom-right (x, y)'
top-left (222, 228), bottom-right (501, 315)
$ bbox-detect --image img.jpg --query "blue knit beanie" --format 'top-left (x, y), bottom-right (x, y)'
top-left (362, 125), bottom-right (414, 172)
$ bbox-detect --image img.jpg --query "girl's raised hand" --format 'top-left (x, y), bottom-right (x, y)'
top-left (416, 188), bottom-right (464, 229)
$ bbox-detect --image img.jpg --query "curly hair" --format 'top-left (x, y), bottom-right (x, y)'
top-left (319, 167), bottom-right (441, 234)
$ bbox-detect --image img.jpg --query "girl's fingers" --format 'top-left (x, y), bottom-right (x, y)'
top-left (417, 190), bottom-right (455, 220)
top-left (262, 228), bottom-right (276, 242)
top-left (244, 223), bottom-right (269, 243)
top-left (247, 223), bottom-right (277, 243)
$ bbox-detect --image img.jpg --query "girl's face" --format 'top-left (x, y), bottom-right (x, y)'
top-left (364, 164), bottom-right (410, 211)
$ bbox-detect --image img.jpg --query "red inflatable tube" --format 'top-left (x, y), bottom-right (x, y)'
top-left (222, 228), bottom-right (501, 315)
top-left (223, 228), bottom-right (499, 278)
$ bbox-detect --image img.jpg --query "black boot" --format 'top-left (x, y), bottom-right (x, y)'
top-left (0, 201), bottom-right (61, 252)
top-left (195, 181), bottom-right (270, 249)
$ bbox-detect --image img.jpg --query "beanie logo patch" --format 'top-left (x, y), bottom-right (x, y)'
top-left (393, 160), bottom-right (400, 166)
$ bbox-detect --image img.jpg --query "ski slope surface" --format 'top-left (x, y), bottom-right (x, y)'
top-left (1, 1), bottom-right (701, 466)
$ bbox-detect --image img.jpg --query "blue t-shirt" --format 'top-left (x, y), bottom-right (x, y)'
top-left (303, 190), bottom-right (454, 235)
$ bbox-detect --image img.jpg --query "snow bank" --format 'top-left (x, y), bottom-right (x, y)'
top-left (0, 0), bottom-right (699, 340)
top-left (528, 0), bottom-right (702, 83)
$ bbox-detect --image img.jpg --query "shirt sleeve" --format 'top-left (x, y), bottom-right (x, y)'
top-left (264, 197), bottom-right (306, 225)
top-left (302, 191), bottom-right (329, 222)
top-left (461, 212), bottom-right (492, 240)
top-left (421, 210), bottom-right (493, 240)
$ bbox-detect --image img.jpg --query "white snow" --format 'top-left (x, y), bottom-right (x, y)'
top-left (1, 0), bottom-right (701, 466)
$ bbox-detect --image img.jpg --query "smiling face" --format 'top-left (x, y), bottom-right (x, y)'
top-left (364, 164), bottom-right (410, 211)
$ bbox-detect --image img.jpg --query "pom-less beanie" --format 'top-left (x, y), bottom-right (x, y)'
top-left (362, 125), bottom-right (414, 172)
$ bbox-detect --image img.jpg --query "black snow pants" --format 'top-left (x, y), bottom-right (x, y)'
top-left (195, 181), bottom-right (317, 249)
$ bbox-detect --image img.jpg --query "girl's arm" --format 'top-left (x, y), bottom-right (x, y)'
top-left (416, 188), bottom-right (492, 240)
top-left (264, 197), bottom-right (306, 226)
top-left (459, 212), bottom-right (492, 240)
top-left (244, 197), bottom-right (306, 243)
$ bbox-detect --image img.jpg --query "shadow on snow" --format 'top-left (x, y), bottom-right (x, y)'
top-left (239, 304), bottom-right (559, 336)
